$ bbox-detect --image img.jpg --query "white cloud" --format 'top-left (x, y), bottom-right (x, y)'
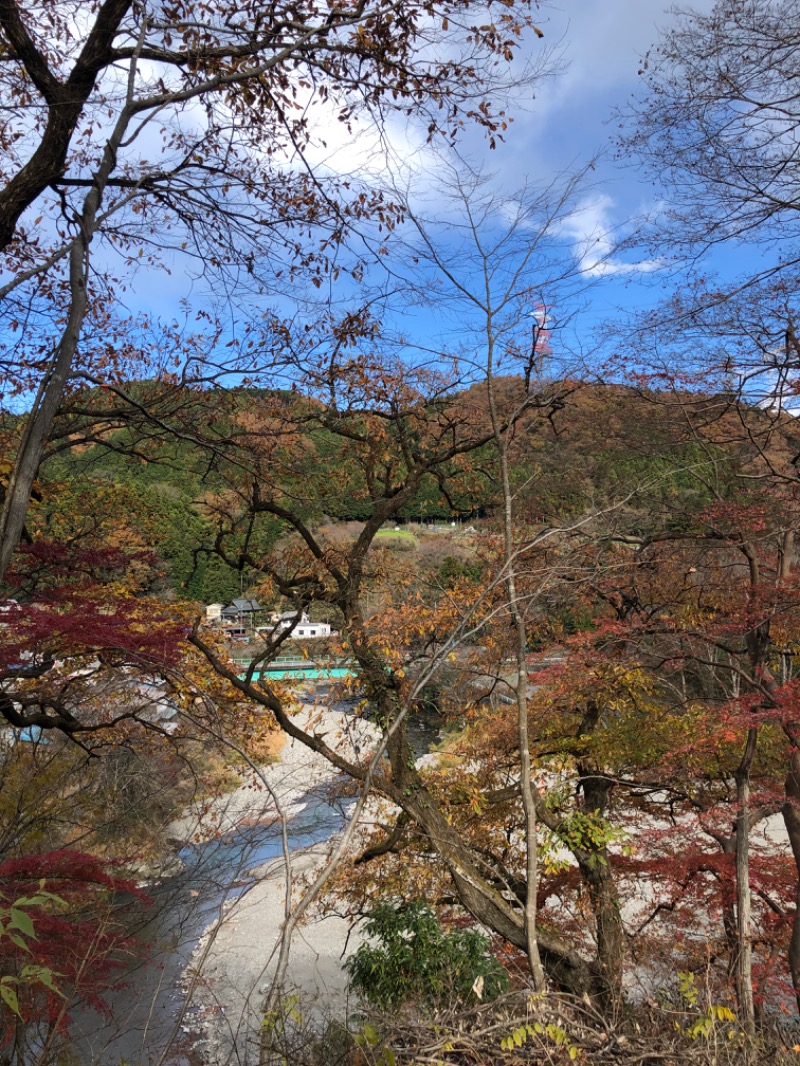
top-left (512, 0), bottom-right (715, 135)
top-left (557, 193), bottom-right (663, 276)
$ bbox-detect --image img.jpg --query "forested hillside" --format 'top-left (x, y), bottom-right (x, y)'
top-left (38, 381), bottom-right (496, 603)
top-left (41, 378), bottom-right (799, 601)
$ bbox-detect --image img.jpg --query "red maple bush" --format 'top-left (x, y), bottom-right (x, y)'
top-left (0, 849), bottom-right (150, 1042)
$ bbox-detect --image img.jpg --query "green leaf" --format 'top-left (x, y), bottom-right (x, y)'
top-left (0, 981), bottom-right (21, 1017)
top-left (360, 1022), bottom-right (380, 1046)
top-left (9, 908), bottom-right (35, 939)
top-left (20, 965), bottom-right (61, 995)
top-left (22, 892), bottom-right (63, 908)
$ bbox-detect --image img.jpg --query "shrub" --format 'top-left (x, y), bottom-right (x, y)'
top-left (438, 555), bottom-right (482, 587)
top-left (345, 901), bottom-right (509, 1011)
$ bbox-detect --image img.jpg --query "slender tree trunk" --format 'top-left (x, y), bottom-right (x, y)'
top-left (734, 547), bottom-right (763, 1033)
top-left (0, 239), bottom-right (88, 579)
top-left (782, 748), bottom-right (800, 1012)
top-left (721, 885), bottom-right (739, 984)
top-left (734, 727), bottom-right (757, 1037)
top-left (775, 530), bottom-right (800, 1012)
top-left (0, 50), bottom-right (140, 580)
top-left (484, 334), bottom-right (546, 991)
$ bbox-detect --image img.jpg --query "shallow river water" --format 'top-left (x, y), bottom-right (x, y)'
top-left (69, 704), bottom-right (441, 1065)
top-left (69, 784), bottom-right (350, 1066)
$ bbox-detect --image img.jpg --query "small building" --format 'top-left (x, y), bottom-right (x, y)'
top-left (257, 610), bottom-right (333, 640)
top-left (206, 603), bottom-right (224, 623)
top-left (220, 598), bottom-right (263, 631)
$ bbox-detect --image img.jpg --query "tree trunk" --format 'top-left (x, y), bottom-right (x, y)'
top-left (0, 58), bottom-right (139, 580)
top-left (395, 779), bottom-right (596, 995)
top-left (484, 315), bottom-right (546, 991)
top-left (577, 772), bottom-right (625, 1009)
top-left (782, 748), bottom-right (800, 1012)
top-left (0, 239), bottom-right (88, 578)
top-left (364, 670), bottom-right (593, 994)
top-left (734, 732), bottom-right (757, 1037)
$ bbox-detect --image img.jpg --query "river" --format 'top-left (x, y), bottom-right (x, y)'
top-left (68, 700), bottom-right (442, 1065)
top-left (69, 780), bottom-right (350, 1065)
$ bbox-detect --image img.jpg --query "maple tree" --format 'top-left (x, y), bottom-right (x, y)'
top-left (0, 849), bottom-right (148, 1064)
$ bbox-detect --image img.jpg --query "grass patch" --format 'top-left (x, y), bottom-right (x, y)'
top-left (375, 528), bottom-right (416, 539)
top-left (374, 529), bottom-right (418, 549)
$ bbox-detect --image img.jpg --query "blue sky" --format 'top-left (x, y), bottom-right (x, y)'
top-left (358, 0), bottom-right (727, 374)
top-left (477, 0), bottom-right (716, 332)
top-left (125, 0), bottom-right (727, 378)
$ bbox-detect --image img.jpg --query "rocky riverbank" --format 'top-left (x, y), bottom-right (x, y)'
top-left (171, 703), bottom-right (378, 1066)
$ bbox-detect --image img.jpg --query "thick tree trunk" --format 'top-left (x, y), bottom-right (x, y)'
top-left (578, 772), bottom-right (624, 1009)
top-left (0, 0), bottom-right (132, 251)
top-left (366, 670), bottom-right (596, 996)
top-left (395, 780), bottom-right (596, 996)
top-left (578, 858), bottom-right (623, 1007)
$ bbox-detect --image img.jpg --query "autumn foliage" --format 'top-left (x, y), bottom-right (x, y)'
top-left (0, 849), bottom-right (149, 1042)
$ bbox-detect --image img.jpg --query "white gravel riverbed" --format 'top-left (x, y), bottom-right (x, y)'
top-left (170, 704), bottom-right (379, 1066)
